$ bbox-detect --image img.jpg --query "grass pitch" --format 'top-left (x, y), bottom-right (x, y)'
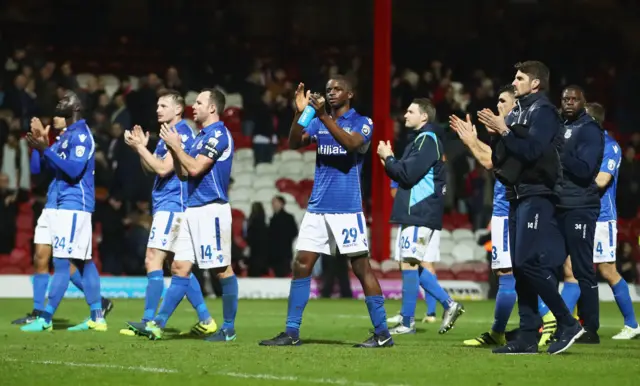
top-left (1, 299), bottom-right (639, 386)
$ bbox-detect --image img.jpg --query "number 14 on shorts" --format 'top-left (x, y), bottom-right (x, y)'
top-left (200, 245), bottom-right (223, 263)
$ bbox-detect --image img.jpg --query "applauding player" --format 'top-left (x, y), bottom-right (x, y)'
top-left (260, 77), bottom-right (392, 348)
top-left (120, 90), bottom-right (217, 337)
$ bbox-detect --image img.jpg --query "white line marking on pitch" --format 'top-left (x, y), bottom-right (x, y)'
top-left (219, 372), bottom-right (410, 386)
top-left (2, 358), bottom-right (177, 373)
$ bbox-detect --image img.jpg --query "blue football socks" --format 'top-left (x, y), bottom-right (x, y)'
top-left (492, 274), bottom-right (516, 333)
top-left (560, 282), bottom-right (581, 314)
top-left (612, 279), bottom-right (639, 328)
top-left (154, 276), bottom-right (190, 328)
top-left (81, 261), bottom-right (103, 321)
top-left (285, 277), bottom-right (311, 339)
top-left (143, 270), bottom-right (164, 322)
top-left (220, 275), bottom-right (239, 331)
top-left (42, 258), bottom-right (71, 323)
top-left (70, 269), bottom-right (84, 291)
top-left (419, 267), bottom-right (453, 310)
top-left (401, 270), bottom-right (419, 327)
top-left (186, 274), bottom-right (211, 323)
top-left (365, 295), bottom-right (390, 337)
top-left (32, 273), bottom-right (50, 312)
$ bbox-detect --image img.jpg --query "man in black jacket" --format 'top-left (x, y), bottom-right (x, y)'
top-left (377, 98), bottom-right (464, 336)
top-left (478, 61), bottom-right (584, 355)
top-left (555, 86), bottom-right (604, 343)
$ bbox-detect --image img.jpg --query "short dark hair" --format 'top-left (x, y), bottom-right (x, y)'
top-left (563, 84), bottom-right (586, 99)
top-left (412, 98), bottom-right (436, 123)
top-left (328, 75), bottom-right (353, 92)
top-left (158, 89), bottom-right (185, 112)
top-left (514, 61), bottom-right (550, 91)
top-left (585, 102), bottom-right (606, 126)
top-left (498, 84), bottom-right (516, 96)
top-left (274, 195), bottom-right (286, 206)
top-left (201, 88), bottom-right (226, 115)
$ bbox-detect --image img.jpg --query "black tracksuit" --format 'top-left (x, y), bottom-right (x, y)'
top-left (557, 110), bottom-right (605, 333)
top-left (493, 92), bottom-right (578, 344)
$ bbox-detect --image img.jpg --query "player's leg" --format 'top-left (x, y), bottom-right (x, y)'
top-left (12, 243), bottom-right (51, 325)
top-left (465, 216), bottom-right (514, 346)
top-left (564, 208), bottom-right (600, 343)
top-left (131, 259), bottom-right (193, 340)
top-left (594, 221), bottom-right (640, 339)
top-left (204, 265), bottom-right (237, 342)
top-left (66, 212), bottom-right (107, 331)
top-left (180, 269), bottom-right (217, 336)
top-left (419, 262), bottom-right (438, 323)
top-left (21, 210), bottom-right (73, 332)
top-left (260, 213), bottom-right (327, 346)
top-left (560, 256), bottom-right (581, 315)
top-left (324, 212), bottom-right (392, 347)
top-left (67, 264), bottom-right (114, 319)
top-left (13, 209), bottom-right (53, 325)
top-left (389, 258), bottom-right (419, 334)
top-left (386, 226), bottom-right (404, 325)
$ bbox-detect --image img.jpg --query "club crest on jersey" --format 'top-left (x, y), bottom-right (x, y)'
top-left (608, 159), bottom-right (616, 170)
top-left (75, 146), bottom-right (85, 157)
top-left (317, 144), bottom-right (347, 155)
top-left (362, 125), bottom-right (371, 136)
top-left (215, 130), bottom-right (223, 138)
top-left (196, 141), bottom-right (203, 150)
top-left (62, 140), bottom-right (69, 149)
top-left (564, 129), bottom-right (572, 139)
top-left (181, 134), bottom-right (188, 142)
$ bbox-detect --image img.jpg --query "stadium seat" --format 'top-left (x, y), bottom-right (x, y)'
top-left (451, 243), bottom-right (475, 262)
top-left (229, 188), bottom-right (253, 203)
top-left (253, 176), bottom-right (276, 189)
top-left (232, 172), bottom-right (253, 189)
top-left (16, 214), bottom-right (32, 231)
top-left (222, 107), bottom-right (243, 133)
top-left (302, 151), bottom-right (316, 163)
top-left (474, 228), bottom-right (490, 241)
top-left (255, 188), bottom-right (279, 201)
top-left (452, 228), bottom-right (474, 242)
top-left (440, 229), bottom-right (452, 240)
top-left (256, 163), bottom-right (278, 175)
top-left (278, 162), bottom-right (303, 179)
top-left (370, 260), bottom-right (381, 271)
top-left (440, 239), bottom-right (454, 255)
top-left (380, 259), bottom-right (399, 273)
top-left (280, 150), bottom-right (303, 162)
top-left (232, 202), bottom-right (252, 217)
top-left (235, 148), bottom-right (254, 163)
top-left (301, 163), bottom-right (315, 179)
top-left (232, 160), bottom-right (253, 176)
top-left (275, 178), bottom-right (297, 192)
top-left (474, 245), bottom-right (488, 261)
top-left (440, 253), bottom-right (456, 266)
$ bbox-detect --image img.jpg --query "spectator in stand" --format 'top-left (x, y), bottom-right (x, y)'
top-left (252, 88), bottom-right (277, 165)
top-left (98, 194), bottom-right (126, 275)
top-left (618, 145), bottom-right (640, 219)
top-left (4, 74), bottom-right (37, 130)
top-left (246, 202), bottom-right (269, 277)
top-left (165, 67), bottom-right (186, 96)
top-left (36, 63), bottom-right (58, 117)
top-left (617, 242), bottom-right (638, 284)
top-left (58, 61), bottom-right (79, 91)
top-left (268, 195), bottom-right (298, 277)
top-left (0, 173), bottom-right (18, 254)
top-left (110, 92), bottom-right (132, 129)
top-left (1, 129), bottom-right (30, 200)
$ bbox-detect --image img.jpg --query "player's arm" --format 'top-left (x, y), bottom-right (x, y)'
top-left (561, 123), bottom-right (603, 180)
top-left (390, 180), bottom-right (398, 198)
top-left (595, 142), bottom-right (620, 189)
top-left (289, 83), bottom-right (313, 150)
top-left (467, 139), bottom-right (493, 170)
top-left (319, 115), bottom-right (366, 152)
top-left (384, 136), bottom-right (438, 187)
top-left (135, 144), bottom-right (175, 177)
top-left (500, 106), bottom-right (558, 162)
top-left (450, 114), bottom-right (493, 169)
top-left (288, 112), bottom-right (313, 150)
top-left (42, 135), bottom-right (91, 180)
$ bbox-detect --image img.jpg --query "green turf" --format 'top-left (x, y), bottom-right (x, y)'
top-left (1, 299), bottom-right (639, 386)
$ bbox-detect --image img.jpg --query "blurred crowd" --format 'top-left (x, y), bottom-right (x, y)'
top-left (0, 0), bottom-right (639, 281)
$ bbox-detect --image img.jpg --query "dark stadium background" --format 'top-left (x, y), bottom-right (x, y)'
top-left (0, 0), bottom-right (639, 293)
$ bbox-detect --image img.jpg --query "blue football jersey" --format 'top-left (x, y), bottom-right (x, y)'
top-left (390, 180), bottom-right (398, 189)
top-left (187, 121), bottom-right (234, 207)
top-left (152, 120), bottom-right (195, 214)
top-left (492, 180), bottom-right (509, 217)
top-left (48, 120), bottom-right (95, 212)
top-left (598, 132), bottom-right (621, 222)
top-left (304, 109), bottom-right (372, 214)
top-left (42, 133), bottom-right (64, 209)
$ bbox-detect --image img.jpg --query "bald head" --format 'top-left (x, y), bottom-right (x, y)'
top-left (561, 85), bottom-right (586, 120)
